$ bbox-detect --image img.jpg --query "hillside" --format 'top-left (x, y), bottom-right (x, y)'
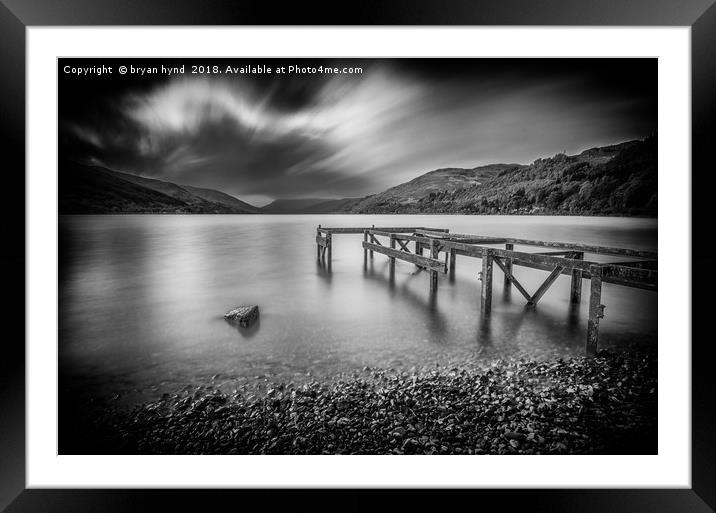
top-left (181, 184), bottom-right (262, 213)
top-left (60, 137), bottom-right (656, 217)
top-left (59, 161), bottom-right (259, 214)
top-left (261, 197), bottom-right (363, 214)
top-left (351, 164), bottom-right (520, 213)
top-left (349, 138), bottom-right (656, 216)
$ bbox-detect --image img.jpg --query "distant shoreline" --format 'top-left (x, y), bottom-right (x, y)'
top-left (58, 212), bottom-right (658, 218)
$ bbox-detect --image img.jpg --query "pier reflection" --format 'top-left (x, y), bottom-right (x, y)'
top-left (363, 265), bottom-right (448, 339)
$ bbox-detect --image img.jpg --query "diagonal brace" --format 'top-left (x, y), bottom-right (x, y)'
top-left (494, 256), bottom-right (532, 302)
top-left (529, 265), bottom-right (565, 305)
top-left (494, 257), bottom-right (565, 305)
top-left (396, 238), bottom-right (411, 252)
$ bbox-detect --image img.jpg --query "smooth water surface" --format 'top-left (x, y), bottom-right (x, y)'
top-left (59, 215), bottom-right (657, 402)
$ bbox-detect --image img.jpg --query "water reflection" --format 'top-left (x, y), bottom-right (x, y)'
top-left (476, 315), bottom-right (493, 347)
top-left (566, 302), bottom-right (582, 335)
top-left (363, 265), bottom-right (448, 339)
top-left (232, 317), bottom-right (261, 340)
top-left (59, 214), bottom-right (657, 402)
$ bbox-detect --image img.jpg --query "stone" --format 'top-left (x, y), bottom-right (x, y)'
top-left (224, 305), bottom-right (259, 327)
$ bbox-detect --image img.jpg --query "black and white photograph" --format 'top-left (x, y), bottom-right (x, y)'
top-left (58, 57), bottom-right (658, 456)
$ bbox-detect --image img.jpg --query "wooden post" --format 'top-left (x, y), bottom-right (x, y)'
top-left (429, 239), bottom-right (439, 292)
top-left (504, 243), bottom-right (514, 291)
top-left (480, 248), bottom-right (494, 314)
top-left (449, 249), bottom-right (456, 280)
top-left (586, 265), bottom-right (604, 356)
top-left (570, 252), bottom-right (584, 303)
top-left (363, 230), bottom-right (368, 268)
top-left (326, 233), bottom-right (332, 269)
top-left (317, 226), bottom-right (321, 261)
top-left (415, 239), bottom-right (423, 269)
top-left (389, 235), bottom-right (396, 275)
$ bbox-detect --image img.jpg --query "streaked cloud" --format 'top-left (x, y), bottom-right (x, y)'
top-left (60, 58), bottom-right (656, 204)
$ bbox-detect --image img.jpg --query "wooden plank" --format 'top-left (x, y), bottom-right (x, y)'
top-left (415, 229), bottom-right (501, 240)
top-left (410, 229), bottom-right (657, 258)
top-left (604, 260), bottom-right (658, 270)
top-left (488, 247), bottom-right (592, 272)
top-left (370, 229), bottom-right (411, 238)
top-left (384, 232), bottom-right (506, 247)
top-left (602, 265), bottom-right (658, 288)
top-left (534, 251), bottom-right (578, 256)
top-left (494, 256), bottom-right (532, 302)
top-left (504, 238), bottom-right (657, 259)
top-left (414, 233), bottom-right (508, 245)
top-left (446, 241), bottom-right (596, 272)
top-left (501, 258), bottom-right (657, 292)
top-left (378, 232), bottom-right (428, 244)
top-left (530, 265), bottom-right (565, 305)
top-left (362, 242), bottom-right (444, 272)
top-left (370, 229), bottom-right (468, 246)
top-left (443, 238), bottom-right (507, 244)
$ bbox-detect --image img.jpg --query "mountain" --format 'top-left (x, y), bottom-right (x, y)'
top-left (59, 161), bottom-right (260, 214)
top-left (60, 137), bottom-right (656, 217)
top-left (180, 185), bottom-right (261, 213)
top-left (350, 164), bottom-right (521, 213)
top-left (261, 197), bottom-right (363, 214)
top-left (348, 137), bottom-right (656, 216)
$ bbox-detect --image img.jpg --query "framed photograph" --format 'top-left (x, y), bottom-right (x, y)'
top-left (3, 0), bottom-right (712, 511)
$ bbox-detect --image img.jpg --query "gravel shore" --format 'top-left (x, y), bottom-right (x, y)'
top-left (87, 350), bottom-right (656, 455)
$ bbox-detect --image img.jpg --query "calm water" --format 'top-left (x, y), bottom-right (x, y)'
top-left (59, 215), bottom-right (657, 403)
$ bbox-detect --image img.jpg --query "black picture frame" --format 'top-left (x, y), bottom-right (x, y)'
top-left (1, 1), bottom-right (712, 511)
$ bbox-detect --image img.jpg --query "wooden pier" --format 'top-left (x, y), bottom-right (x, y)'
top-left (315, 225), bottom-right (657, 356)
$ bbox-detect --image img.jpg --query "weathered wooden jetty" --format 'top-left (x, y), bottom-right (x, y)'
top-left (316, 225), bottom-right (657, 356)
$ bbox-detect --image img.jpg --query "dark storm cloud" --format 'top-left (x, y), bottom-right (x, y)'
top-left (59, 58), bottom-right (656, 205)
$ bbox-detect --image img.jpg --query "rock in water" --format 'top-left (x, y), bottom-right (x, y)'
top-left (224, 305), bottom-right (259, 327)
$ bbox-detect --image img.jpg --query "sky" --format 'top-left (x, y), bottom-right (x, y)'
top-left (59, 58), bottom-right (657, 207)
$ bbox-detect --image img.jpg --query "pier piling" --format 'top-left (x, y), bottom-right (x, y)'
top-left (480, 248), bottom-right (494, 314)
top-left (314, 225), bottom-right (655, 356)
top-left (504, 243), bottom-right (514, 292)
top-left (363, 230), bottom-right (368, 268)
top-left (570, 252), bottom-right (584, 303)
top-left (429, 239), bottom-right (439, 293)
top-left (389, 235), bottom-right (396, 275)
top-left (449, 249), bottom-right (457, 280)
top-left (587, 265), bottom-right (604, 356)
